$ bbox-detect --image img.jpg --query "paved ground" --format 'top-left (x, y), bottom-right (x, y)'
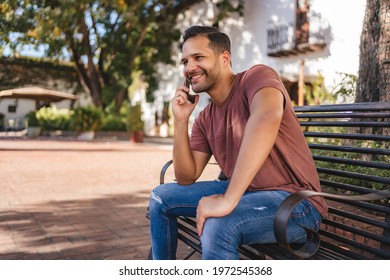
top-left (0, 137), bottom-right (220, 260)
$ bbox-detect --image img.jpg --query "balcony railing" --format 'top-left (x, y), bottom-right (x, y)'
top-left (267, 14), bottom-right (328, 57)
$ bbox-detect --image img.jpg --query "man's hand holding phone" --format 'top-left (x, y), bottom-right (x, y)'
top-left (171, 79), bottom-right (199, 123)
top-left (185, 79), bottom-right (196, 104)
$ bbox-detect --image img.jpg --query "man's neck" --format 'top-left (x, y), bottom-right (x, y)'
top-left (208, 72), bottom-right (236, 106)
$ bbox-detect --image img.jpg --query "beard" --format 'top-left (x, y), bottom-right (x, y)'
top-left (190, 61), bottom-right (221, 93)
top-left (192, 76), bottom-right (215, 93)
top-left (191, 66), bottom-right (220, 93)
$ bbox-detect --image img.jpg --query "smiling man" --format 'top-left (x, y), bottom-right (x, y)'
top-left (148, 26), bottom-right (327, 260)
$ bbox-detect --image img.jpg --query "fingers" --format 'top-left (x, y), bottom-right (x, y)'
top-left (196, 215), bottom-right (205, 237)
top-left (196, 196), bottom-right (209, 237)
top-left (174, 92), bottom-right (188, 106)
top-left (173, 87), bottom-right (198, 105)
top-left (196, 201), bottom-right (205, 237)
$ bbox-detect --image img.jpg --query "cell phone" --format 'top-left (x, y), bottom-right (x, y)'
top-left (185, 79), bottom-right (196, 104)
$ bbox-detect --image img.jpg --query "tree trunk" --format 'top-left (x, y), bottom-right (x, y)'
top-left (80, 15), bottom-right (103, 108)
top-left (115, 87), bottom-right (127, 113)
top-left (356, 0), bottom-right (390, 102)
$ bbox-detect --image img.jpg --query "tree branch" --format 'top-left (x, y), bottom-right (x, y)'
top-left (65, 31), bottom-right (92, 96)
top-left (80, 10), bottom-right (103, 106)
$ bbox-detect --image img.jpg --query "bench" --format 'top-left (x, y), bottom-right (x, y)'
top-left (149, 102), bottom-right (390, 259)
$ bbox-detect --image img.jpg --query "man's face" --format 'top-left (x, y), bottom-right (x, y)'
top-left (181, 36), bottom-right (223, 93)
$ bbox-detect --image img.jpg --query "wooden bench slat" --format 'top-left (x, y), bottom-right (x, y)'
top-left (313, 155), bottom-right (390, 169)
top-left (296, 112), bottom-right (390, 118)
top-left (294, 102), bottom-right (390, 112)
top-left (322, 219), bottom-right (390, 244)
top-left (328, 207), bottom-right (389, 229)
top-left (319, 179), bottom-right (382, 195)
top-left (301, 121), bottom-right (390, 127)
top-left (304, 131), bottom-right (390, 141)
top-left (316, 241), bottom-right (364, 259)
top-left (318, 230), bottom-right (390, 259)
top-left (317, 167), bottom-right (390, 184)
top-left (323, 196), bottom-right (390, 214)
top-left (149, 102), bottom-right (390, 260)
top-left (309, 144), bottom-right (390, 155)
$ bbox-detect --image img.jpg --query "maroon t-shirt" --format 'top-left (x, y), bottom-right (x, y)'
top-left (190, 64), bottom-right (327, 217)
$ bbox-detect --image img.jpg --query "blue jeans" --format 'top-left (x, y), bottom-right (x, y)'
top-left (149, 180), bottom-right (322, 260)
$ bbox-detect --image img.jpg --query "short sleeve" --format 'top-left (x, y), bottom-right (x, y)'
top-left (243, 65), bottom-right (286, 106)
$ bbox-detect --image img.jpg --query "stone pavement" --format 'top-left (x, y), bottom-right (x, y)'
top-left (0, 137), bottom-right (219, 260)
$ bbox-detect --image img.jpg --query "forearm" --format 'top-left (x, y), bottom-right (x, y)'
top-left (195, 111), bottom-right (282, 236)
top-left (172, 120), bottom-right (197, 184)
top-left (223, 87), bottom-right (284, 211)
top-left (224, 112), bottom-right (281, 209)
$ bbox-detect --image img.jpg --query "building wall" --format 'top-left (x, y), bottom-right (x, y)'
top-left (155, 0), bottom-right (365, 100)
top-left (226, 0), bottom-right (365, 89)
top-left (148, 0), bottom-right (366, 135)
top-left (0, 57), bottom-right (83, 129)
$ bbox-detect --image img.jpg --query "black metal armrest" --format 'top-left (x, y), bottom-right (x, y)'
top-left (274, 189), bottom-right (390, 259)
top-left (160, 160), bottom-right (173, 184)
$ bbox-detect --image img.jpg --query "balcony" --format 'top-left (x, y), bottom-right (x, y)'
top-left (267, 15), bottom-right (328, 57)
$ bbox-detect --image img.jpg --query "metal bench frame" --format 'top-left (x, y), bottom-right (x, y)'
top-left (150, 102), bottom-right (390, 260)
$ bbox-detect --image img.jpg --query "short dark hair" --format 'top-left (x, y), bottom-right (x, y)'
top-left (182, 26), bottom-right (231, 55)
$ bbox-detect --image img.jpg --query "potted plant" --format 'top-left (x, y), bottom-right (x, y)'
top-left (72, 106), bottom-right (103, 140)
top-left (127, 103), bottom-right (144, 143)
top-left (25, 110), bottom-right (41, 137)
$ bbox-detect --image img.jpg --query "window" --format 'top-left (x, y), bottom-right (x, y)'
top-left (8, 105), bottom-right (17, 113)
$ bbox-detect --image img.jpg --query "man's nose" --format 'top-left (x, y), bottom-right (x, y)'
top-left (185, 60), bottom-right (197, 73)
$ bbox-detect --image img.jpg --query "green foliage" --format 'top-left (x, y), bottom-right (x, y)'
top-left (27, 104), bottom-right (128, 132)
top-left (305, 72), bottom-right (335, 105)
top-left (24, 111), bottom-right (40, 127)
top-left (35, 106), bottom-right (72, 131)
top-left (332, 72), bottom-right (357, 103)
top-left (315, 149), bottom-right (389, 192)
top-left (0, 0), bottom-right (244, 108)
top-left (127, 103), bottom-right (144, 132)
top-left (215, 0), bottom-right (245, 23)
top-left (72, 106), bottom-right (103, 132)
top-left (305, 124), bottom-right (389, 191)
top-left (100, 114), bottom-right (127, 131)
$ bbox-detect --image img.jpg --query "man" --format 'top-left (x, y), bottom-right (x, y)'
top-left (149, 26), bottom-right (327, 260)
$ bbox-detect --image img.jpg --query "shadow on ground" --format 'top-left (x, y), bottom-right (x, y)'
top-left (0, 191), bottom-right (152, 260)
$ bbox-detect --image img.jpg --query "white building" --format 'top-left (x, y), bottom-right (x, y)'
top-left (148, 0), bottom-right (365, 136)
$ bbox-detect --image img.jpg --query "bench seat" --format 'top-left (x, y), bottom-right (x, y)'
top-left (149, 102), bottom-right (390, 260)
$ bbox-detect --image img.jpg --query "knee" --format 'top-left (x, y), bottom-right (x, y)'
top-left (200, 217), bottom-right (241, 258)
top-left (149, 183), bottom-right (178, 214)
top-left (201, 217), bottom-right (240, 243)
top-left (149, 184), bottom-right (167, 214)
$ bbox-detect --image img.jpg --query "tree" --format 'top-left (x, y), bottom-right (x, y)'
top-left (356, 0), bottom-right (390, 102)
top-left (0, 0), bottom-right (243, 110)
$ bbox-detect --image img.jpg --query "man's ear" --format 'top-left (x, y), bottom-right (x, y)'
top-left (222, 51), bottom-right (231, 65)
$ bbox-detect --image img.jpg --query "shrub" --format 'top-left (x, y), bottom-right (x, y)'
top-left (100, 114), bottom-right (127, 131)
top-left (25, 111), bottom-right (40, 127)
top-left (36, 106), bottom-right (72, 131)
top-left (72, 105), bottom-right (103, 132)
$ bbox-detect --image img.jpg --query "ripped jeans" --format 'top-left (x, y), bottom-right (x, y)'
top-left (149, 180), bottom-right (322, 260)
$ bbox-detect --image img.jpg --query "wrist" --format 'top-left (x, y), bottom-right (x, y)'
top-left (174, 119), bottom-right (189, 125)
top-left (174, 120), bottom-right (190, 132)
top-left (222, 193), bottom-right (239, 212)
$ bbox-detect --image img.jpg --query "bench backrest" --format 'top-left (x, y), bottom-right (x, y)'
top-left (294, 102), bottom-right (390, 259)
